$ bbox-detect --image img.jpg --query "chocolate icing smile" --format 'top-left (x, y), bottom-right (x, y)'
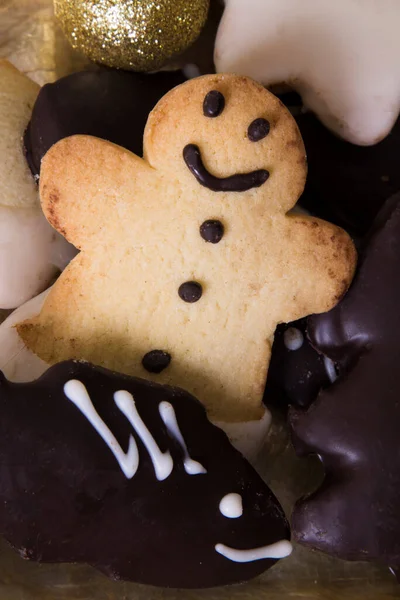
top-left (183, 144), bottom-right (270, 192)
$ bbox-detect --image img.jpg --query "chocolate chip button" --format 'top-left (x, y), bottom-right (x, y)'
top-left (142, 350), bottom-right (171, 374)
top-left (200, 220), bottom-right (224, 243)
top-left (248, 118), bottom-right (270, 142)
top-left (178, 281), bottom-right (202, 303)
top-left (203, 90), bottom-right (225, 118)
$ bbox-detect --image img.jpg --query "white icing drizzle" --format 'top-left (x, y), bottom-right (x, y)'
top-left (64, 380), bottom-right (206, 481)
top-left (64, 380), bottom-right (139, 479)
top-left (215, 540), bottom-right (293, 563)
top-left (283, 327), bottom-right (304, 351)
top-left (324, 356), bottom-right (338, 384)
top-left (219, 493), bottom-right (243, 518)
top-left (114, 391), bottom-right (173, 481)
top-left (159, 401), bottom-right (207, 475)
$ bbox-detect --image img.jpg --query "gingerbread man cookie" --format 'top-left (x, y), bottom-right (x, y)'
top-left (17, 74), bottom-right (356, 422)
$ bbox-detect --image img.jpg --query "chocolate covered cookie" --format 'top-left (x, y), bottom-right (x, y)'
top-left (290, 193), bottom-right (400, 570)
top-left (24, 68), bottom-right (187, 178)
top-left (0, 360), bottom-right (291, 588)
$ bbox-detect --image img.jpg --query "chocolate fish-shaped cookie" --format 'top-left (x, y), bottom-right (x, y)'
top-left (0, 360), bottom-right (291, 588)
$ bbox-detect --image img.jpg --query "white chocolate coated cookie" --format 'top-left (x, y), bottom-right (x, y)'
top-left (0, 290), bottom-right (49, 382)
top-left (0, 61), bottom-right (76, 308)
top-left (17, 74), bottom-right (356, 423)
top-left (215, 0), bottom-right (400, 145)
top-left (0, 206), bottom-right (75, 308)
top-left (0, 60), bottom-right (38, 209)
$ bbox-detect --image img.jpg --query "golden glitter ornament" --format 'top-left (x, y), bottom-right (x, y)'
top-left (54, 0), bottom-right (210, 71)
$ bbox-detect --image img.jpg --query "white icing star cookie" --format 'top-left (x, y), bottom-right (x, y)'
top-left (215, 0), bottom-right (400, 145)
top-left (0, 60), bottom-right (75, 308)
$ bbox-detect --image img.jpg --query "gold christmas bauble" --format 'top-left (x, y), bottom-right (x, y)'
top-left (54, 0), bottom-right (210, 71)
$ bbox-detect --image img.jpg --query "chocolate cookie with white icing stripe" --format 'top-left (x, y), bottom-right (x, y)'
top-left (0, 360), bottom-right (291, 588)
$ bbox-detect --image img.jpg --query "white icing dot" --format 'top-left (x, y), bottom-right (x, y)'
top-left (283, 327), bottom-right (304, 351)
top-left (323, 356), bottom-right (338, 383)
top-left (219, 493), bottom-right (243, 518)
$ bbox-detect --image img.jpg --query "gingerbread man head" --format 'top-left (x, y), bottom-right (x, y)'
top-left (18, 74), bottom-right (356, 423)
top-left (144, 74), bottom-right (306, 214)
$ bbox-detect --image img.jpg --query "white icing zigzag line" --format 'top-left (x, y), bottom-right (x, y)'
top-left (158, 401), bottom-right (207, 475)
top-left (114, 390), bottom-right (173, 481)
top-left (64, 380), bottom-right (139, 479)
top-left (63, 380), bottom-right (206, 481)
top-left (215, 540), bottom-right (293, 563)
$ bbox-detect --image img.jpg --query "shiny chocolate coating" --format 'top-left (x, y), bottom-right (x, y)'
top-left (290, 194), bottom-right (400, 570)
top-left (264, 318), bottom-right (333, 409)
top-left (24, 68), bottom-right (187, 178)
top-left (0, 360), bottom-right (290, 588)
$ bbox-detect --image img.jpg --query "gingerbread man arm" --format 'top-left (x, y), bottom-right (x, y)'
top-left (40, 135), bottom-right (154, 250)
top-left (278, 213), bottom-right (357, 323)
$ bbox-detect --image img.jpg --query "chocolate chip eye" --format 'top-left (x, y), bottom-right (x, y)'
top-left (248, 118), bottom-right (270, 142)
top-left (203, 90), bottom-right (225, 118)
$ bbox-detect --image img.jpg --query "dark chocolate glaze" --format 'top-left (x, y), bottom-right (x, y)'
top-left (203, 90), bottom-right (225, 118)
top-left (0, 361), bottom-right (290, 588)
top-left (290, 193), bottom-right (400, 569)
top-left (142, 350), bottom-right (171, 373)
top-left (24, 68), bottom-right (187, 178)
top-left (178, 281), bottom-right (203, 303)
top-left (263, 319), bottom-right (333, 410)
top-left (248, 118), bottom-right (270, 142)
top-left (183, 144), bottom-right (269, 192)
top-left (295, 111), bottom-right (400, 236)
top-left (200, 219), bottom-right (224, 243)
